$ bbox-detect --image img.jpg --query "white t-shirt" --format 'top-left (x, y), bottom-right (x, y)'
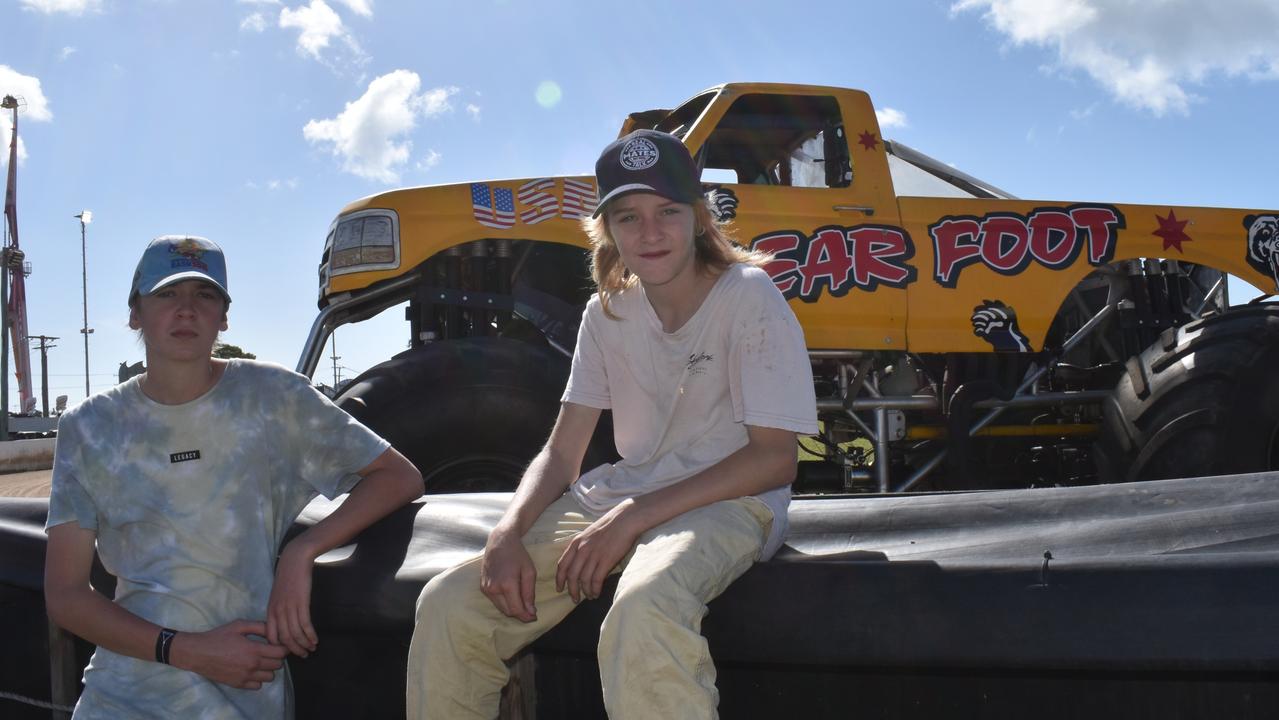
top-left (563, 263), bottom-right (818, 559)
top-left (46, 360), bottom-right (390, 720)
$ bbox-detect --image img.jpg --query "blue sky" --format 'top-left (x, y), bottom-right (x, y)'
top-left (2, 0), bottom-right (1277, 410)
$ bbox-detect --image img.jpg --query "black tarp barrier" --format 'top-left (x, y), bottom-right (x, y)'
top-left (3, 471), bottom-right (1279, 718)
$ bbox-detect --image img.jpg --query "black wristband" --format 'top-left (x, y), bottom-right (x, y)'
top-left (156, 628), bottom-right (178, 665)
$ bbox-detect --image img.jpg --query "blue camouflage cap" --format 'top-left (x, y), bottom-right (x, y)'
top-left (129, 235), bottom-right (231, 304)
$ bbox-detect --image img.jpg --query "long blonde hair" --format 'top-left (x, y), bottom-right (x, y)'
top-left (582, 198), bottom-right (768, 319)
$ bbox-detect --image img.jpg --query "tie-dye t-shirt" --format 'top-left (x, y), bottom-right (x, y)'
top-left (45, 359), bottom-right (390, 720)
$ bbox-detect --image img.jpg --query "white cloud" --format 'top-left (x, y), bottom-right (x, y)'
top-left (303, 70), bottom-right (458, 183)
top-left (59, 47), bottom-right (77, 61)
top-left (954, 0), bottom-right (1096, 43)
top-left (419, 86), bottom-right (457, 117)
top-left (875, 107), bottom-right (908, 129)
top-left (241, 12), bottom-right (268, 32)
top-left (0, 67), bottom-right (52, 169)
top-left (19, 0), bottom-right (101, 15)
top-left (246, 177), bottom-right (298, 191)
top-left (1070, 103), bottom-right (1098, 120)
top-left (335, 0), bottom-right (372, 17)
top-left (417, 149), bottom-right (441, 172)
top-left (0, 67), bottom-right (53, 122)
top-left (1, 129), bottom-right (28, 167)
top-left (954, 0), bottom-right (1279, 115)
top-left (280, 0), bottom-right (343, 58)
top-left (466, 103), bottom-right (481, 121)
top-left (279, 0), bottom-right (367, 68)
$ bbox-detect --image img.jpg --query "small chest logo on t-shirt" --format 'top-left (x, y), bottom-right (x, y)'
top-left (686, 352), bottom-right (714, 376)
top-left (170, 450), bottom-right (201, 464)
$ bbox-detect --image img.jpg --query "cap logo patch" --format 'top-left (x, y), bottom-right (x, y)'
top-left (169, 238), bottom-right (210, 271)
top-left (170, 238), bottom-right (206, 260)
top-left (619, 137), bottom-right (659, 171)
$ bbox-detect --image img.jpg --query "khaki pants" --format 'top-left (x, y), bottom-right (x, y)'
top-left (406, 493), bottom-right (773, 720)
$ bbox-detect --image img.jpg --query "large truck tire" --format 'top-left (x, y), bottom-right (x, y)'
top-left (1099, 304), bottom-right (1279, 483)
top-left (334, 337), bottom-right (616, 493)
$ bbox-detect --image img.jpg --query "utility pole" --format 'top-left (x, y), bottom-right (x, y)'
top-left (329, 334), bottom-right (341, 388)
top-left (29, 334), bottom-right (56, 417)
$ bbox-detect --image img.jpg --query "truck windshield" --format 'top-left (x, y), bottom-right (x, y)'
top-left (885, 140), bottom-right (1017, 200)
top-left (653, 91), bottom-right (716, 139)
top-left (887, 155), bottom-right (981, 198)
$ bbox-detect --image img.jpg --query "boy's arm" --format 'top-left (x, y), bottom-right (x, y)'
top-left (267, 446), bottom-right (423, 656)
top-left (481, 402), bottom-right (601, 622)
top-left (45, 523), bottom-right (289, 689)
top-left (555, 423), bottom-right (796, 603)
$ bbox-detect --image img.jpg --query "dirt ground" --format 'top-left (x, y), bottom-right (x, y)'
top-left (0, 468), bottom-right (52, 497)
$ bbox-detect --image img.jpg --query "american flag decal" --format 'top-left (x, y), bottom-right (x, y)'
top-left (518, 178), bottom-right (558, 225)
top-left (560, 178), bottom-right (597, 220)
top-left (471, 183), bottom-right (516, 229)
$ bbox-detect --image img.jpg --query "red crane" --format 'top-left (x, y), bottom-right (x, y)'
top-left (3, 95), bottom-right (36, 415)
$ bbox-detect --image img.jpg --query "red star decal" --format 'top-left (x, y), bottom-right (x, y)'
top-left (857, 130), bottom-right (879, 151)
top-left (1152, 210), bottom-right (1192, 252)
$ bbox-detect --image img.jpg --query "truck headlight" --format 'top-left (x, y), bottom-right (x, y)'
top-left (328, 210), bottom-right (400, 274)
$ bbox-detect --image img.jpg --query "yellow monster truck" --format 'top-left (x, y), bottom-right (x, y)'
top-left (298, 82), bottom-right (1279, 494)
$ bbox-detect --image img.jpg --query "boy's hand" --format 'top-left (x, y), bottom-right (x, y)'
top-left (481, 528), bottom-right (538, 622)
top-left (556, 499), bottom-right (641, 604)
top-left (170, 620), bottom-right (288, 690)
top-left (267, 544), bottom-right (319, 657)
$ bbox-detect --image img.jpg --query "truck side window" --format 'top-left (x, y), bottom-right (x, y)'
top-left (699, 94), bottom-right (850, 189)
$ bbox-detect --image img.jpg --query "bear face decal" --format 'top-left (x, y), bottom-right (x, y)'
top-left (706, 187), bottom-right (739, 222)
top-left (1245, 214), bottom-right (1279, 291)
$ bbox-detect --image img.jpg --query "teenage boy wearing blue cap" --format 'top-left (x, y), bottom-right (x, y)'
top-left (44, 235), bottom-right (423, 719)
top-left (407, 130), bottom-right (818, 719)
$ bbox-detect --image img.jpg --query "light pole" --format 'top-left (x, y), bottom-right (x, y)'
top-left (74, 211), bottom-right (93, 398)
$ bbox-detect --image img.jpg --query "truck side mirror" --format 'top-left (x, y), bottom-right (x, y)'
top-left (824, 125), bottom-right (852, 188)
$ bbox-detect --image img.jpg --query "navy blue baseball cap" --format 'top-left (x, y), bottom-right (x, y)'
top-left (592, 129), bottom-right (702, 217)
top-left (129, 235), bottom-right (231, 304)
